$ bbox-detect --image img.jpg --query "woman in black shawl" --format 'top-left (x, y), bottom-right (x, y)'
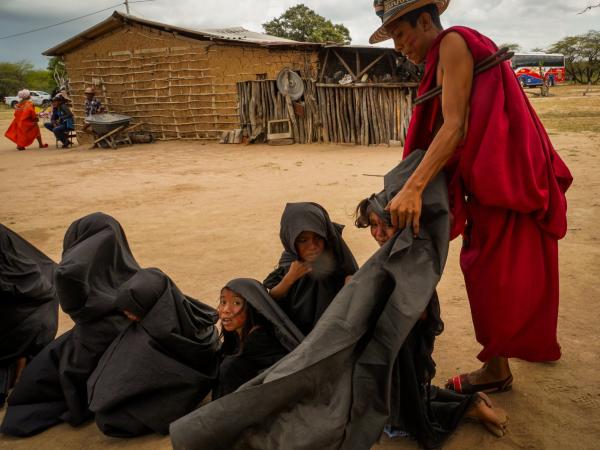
top-left (264, 202), bottom-right (358, 335)
top-left (1, 212), bottom-right (137, 436)
top-left (0, 225), bottom-right (59, 407)
top-left (87, 267), bottom-right (221, 437)
top-left (355, 182), bottom-right (508, 445)
top-left (215, 278), bottom-right (304, 399)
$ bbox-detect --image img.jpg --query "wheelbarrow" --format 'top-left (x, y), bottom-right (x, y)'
top-left (85, 113), bottom-right (132, 149)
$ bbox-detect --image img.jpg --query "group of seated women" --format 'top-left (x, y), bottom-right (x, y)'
top-left (1, 159), bottom-right (508, 448)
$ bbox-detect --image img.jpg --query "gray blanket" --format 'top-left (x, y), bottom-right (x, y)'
top-left (170, 149), bottom-right (450, 450)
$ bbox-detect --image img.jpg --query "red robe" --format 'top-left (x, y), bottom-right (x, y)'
top-left (5, 100), bottom-right (41, 148)
top-left (404, 27), bottom-right (573, 362)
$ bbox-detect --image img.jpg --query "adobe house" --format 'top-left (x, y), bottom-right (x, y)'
top-left (43, 11), bottom-right (321, 143)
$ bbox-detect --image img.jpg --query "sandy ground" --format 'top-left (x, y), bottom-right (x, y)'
top-left (0, 91), bottom-right (599, 449)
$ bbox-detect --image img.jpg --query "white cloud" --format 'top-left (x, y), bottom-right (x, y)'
top-left (1, 0), bottom-right (599, 67)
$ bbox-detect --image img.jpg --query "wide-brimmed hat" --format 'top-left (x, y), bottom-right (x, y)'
top-left (53, 92), bottom-right (71, 103)
top-left (84, 87), bottom-right (96, 94)
top-left (369, 0), bottom-right (449, 44)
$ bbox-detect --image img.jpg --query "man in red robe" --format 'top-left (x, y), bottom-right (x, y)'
top-left (5, 90), bottom-right (48, 151)
top-left (370, 0), bottom-right (572, 393)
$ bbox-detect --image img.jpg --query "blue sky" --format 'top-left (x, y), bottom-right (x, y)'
top-left (1, 0), bottom-right (599, 68)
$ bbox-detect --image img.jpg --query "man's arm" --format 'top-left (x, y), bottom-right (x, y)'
top-left (387, 32), bottom-right (474, 234)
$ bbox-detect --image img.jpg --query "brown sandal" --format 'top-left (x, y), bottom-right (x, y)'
top-left (446, 373), bottom-right (513, 394)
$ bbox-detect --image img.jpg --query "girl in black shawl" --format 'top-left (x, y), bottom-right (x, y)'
top-left (87, 268), bottom-right (221, 437)
top-left (355, 186), bottom-right (509, 445)
top-left (0, 225), bottom-right (59, 407)
top-left (264, 202), bottom-right (358, 335)
top-left (1, 213), bottom-right (136, 437)
top-left (215, 278), bottom-right (303, 399)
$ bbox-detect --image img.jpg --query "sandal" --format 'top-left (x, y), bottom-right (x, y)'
top-left (39, 143), bottom-right (48, 148)
top-left (446, 373), bottom-right (513, 394)
top-left (16, 146), bottom-right (25, 151)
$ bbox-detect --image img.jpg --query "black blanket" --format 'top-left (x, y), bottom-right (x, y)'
top-left (214, 278), bottom-right (304, 399)
top-left (0, 225), bottom-right (59, 404)
top-left (263, 202), bottom-right (358, 335)
top-left (87, 267), bottom-right (221, 437)
top-left (170, 150), bottom-right (455, 449)
top-left (1, 213), bottom-right (138, 436)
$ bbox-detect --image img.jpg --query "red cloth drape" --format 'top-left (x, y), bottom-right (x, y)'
top-left (404, 27), bottom-right (573, 362)
top-left (5, 100), bottom-right (41, 148)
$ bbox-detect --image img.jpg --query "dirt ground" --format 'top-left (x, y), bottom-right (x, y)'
top-left (0, 85), bottom-right (599, 449)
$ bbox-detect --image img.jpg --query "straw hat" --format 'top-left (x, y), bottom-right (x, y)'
top-left (84, 87), bottom-right (96, 94)
top-left (369, 0), bottom-right (449, 44)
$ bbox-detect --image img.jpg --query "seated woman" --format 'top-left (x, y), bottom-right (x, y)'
top-left (0, 224), bottom-right (59, 407)
top-left (355, 189), bottom-right (509, 443)
top-left (264, 202), bottom-right (358, 335)
top-left (4, 89), bottom-right (48, 150)
top-left (43, 93), bottom-right (74, 148)
top-left (1, 213), bottom-right (137, 437)
top-left (215, 278), bottom-right (304, 399)
top-left (87, 268), bottom-right (221, 437)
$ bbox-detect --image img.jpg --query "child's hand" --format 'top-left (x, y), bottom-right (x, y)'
top-left (285, 260), bottom-right (312, 283)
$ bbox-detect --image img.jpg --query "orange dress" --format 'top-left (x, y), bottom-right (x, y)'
top-left (4, 100), bottom-right (41, 148)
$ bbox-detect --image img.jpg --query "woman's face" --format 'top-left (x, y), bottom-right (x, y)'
top-left (295, 231), bottom-right (326, 262)
top-left (219, 288), bottom-right (247, 334)
top-left (369, 212), bottom-right (398, 247)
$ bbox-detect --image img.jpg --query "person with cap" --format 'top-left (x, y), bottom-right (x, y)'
top-left (82, 87), bottom-right (104, 132)
top-left (4, 89), bottom-right (48, 150)
top-left (44, 93), bottom-right (75, 148)
top-left (370, 1), bottom-right (572, 394)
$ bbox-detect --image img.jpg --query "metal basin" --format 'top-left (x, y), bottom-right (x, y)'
top-left (85, 113), bottom-right (131, 135)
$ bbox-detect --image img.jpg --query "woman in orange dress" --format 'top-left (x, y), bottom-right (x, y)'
top-left (4, 90), bottom-right (48, 151)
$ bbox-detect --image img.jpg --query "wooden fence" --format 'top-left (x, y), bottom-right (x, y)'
top-left (237, 80), bottom-right (418, 145)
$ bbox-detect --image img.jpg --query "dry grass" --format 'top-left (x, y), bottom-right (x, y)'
top-left (529, 84), bottom-right (600, 133)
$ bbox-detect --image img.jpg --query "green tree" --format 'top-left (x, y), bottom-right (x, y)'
top-left (47, 56), bottom-right (67, 88)
top-left (499, 42), bottom-right (522, 52)
top-left (0, 60), bottom-right (33, 98)
top-left (548, 30), bottom-right (600, 84)
top-left (263, 4), bottom-right (351, 44)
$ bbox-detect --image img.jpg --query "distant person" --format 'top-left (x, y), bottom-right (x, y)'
top-left (4, 89), bottom-right (48, 150)
top-left (44, 94), bottom-right (74, 148)
top-left (82, 86), bottom-right (104, 133)
top-left (370, 0), bottom-right (573, 393)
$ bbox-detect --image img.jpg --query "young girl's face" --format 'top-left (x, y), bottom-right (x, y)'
top-left (369, 212), bottom-right (398, 247)
top-left (295, 231), bottom-right (326, 262)
top-left (219, 288), bottom-right (247, 334)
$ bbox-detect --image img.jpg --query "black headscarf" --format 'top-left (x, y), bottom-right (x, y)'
top-left (214, 279), bottom-right (304, 399)
top-left (263, 202), bottom-right (358, 335)
top-left (0, 224), bottom-right (59, 404)
top-left (1, 212), bottom-right (136, 436)
top-left (87, 268), bottom-right (221, 437)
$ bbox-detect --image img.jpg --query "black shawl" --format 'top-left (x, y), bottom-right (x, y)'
top-left (0, 225), bottom-right (59, 403)
top-left (170, 150), bottom-right (462, 450)
top-left (87, 267), bottom-right (221, 437)
top-left (1, 213), bottom-right (137, 436)
top-left (213, 278), bottom-right (304, 399)
top-left (263, 202), bottom-right (358, 334)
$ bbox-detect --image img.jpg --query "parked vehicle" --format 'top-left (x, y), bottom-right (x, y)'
top-left (511, 53), bottom-right (566, 88)
top-left (4, 91), bottom-right (52, 108)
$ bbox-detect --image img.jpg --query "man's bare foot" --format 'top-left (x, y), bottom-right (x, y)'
top-left (465, 392), bottom-right (509, 437)
top-left (446, 356), bottom-right (513, 393)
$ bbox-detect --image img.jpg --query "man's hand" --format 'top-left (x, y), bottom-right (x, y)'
top-left (386, 185), bottom-right (422, 236)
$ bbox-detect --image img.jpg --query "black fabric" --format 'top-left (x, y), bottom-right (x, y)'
top-left (170, 149), bottom-right (464, 449)
top-left (0, 225), bottom-right (59, 404)
top-left (87, 267), bottom-right (221, 437)
top-left (213, 278), bottom-right (304, 399)
top-left (263, 202), bottom-right (358, 335)
top-left (0, 213), bottom-right (137, 436)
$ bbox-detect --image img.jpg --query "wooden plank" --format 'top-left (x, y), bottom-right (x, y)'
top-left (332, 49), bottom-right (356, 80)
top-left (319, 49), bottom-right (330, 83)
top-left (357, 53), bottom-right (387, 79)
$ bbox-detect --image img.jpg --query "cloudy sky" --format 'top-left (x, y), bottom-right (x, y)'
top-left (1, 0), bottom-right (599, 68)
